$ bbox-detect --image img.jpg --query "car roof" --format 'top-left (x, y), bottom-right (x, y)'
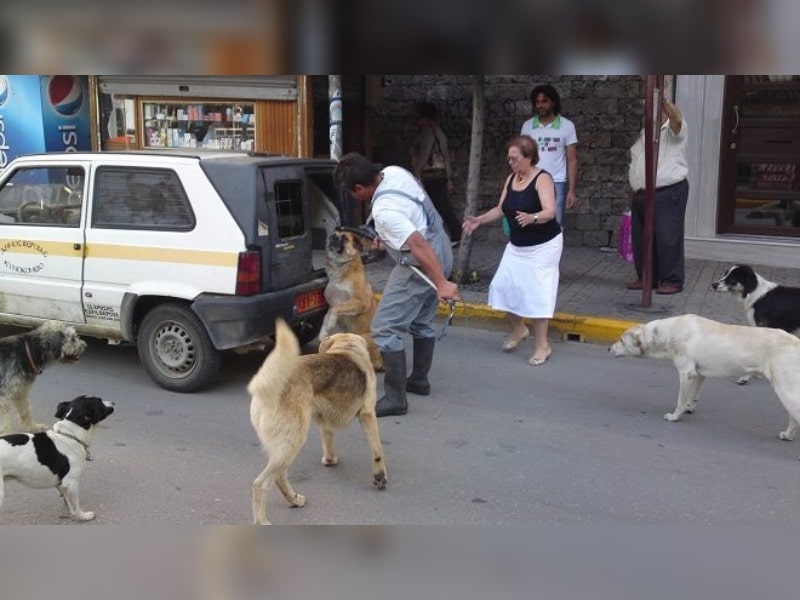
top-left (12, 150), bottom-right (337, 169)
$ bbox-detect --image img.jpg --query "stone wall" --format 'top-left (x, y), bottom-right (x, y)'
top-left (371, 75), bottom-right (644, 247)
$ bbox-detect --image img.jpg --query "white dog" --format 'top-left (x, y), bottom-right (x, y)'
top-left (609, 314), bottom-right (800, 441)
top-left (0, 395), bottom-right (114, 521)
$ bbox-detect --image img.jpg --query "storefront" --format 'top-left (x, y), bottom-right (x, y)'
top-left (678, 75), bottom-right (800, 268)
top-left (90, 76), bottom-right (313, 157)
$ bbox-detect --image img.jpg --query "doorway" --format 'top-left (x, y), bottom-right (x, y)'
top-left (718, 75), bottom-right (800, 238)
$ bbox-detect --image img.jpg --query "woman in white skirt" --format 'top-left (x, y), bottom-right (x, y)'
top-left (462, 135), bottom-right (563, 365)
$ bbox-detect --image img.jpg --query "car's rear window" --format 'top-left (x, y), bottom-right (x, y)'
top-left (92, 167), bottom-right (195, 230)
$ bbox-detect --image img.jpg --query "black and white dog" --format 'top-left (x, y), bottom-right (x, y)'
top-left (0, 395), bottom-right (114, 522)
top-left (712, 264), bottom-right (800, 384)
top-left (712, 264), bottom-right (800, 335)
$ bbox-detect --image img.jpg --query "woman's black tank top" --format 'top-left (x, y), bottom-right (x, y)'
top-left (502, 170), bottom-right (561, 247)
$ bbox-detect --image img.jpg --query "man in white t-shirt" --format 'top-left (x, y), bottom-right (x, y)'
top-left (520, 84), bottom-right (579, 227)
top-left (334, 153), bottom-right (459, 418)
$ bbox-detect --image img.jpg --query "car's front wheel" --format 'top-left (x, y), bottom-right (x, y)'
top-left (137, 303), bottom-right (222, 393)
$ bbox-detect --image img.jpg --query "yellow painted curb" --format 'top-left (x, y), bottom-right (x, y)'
top-left (549, 313), bottom-right (641, 345)
top-left (375, 293), bottom-right (641, 345)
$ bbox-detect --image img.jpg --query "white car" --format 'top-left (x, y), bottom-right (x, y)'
top-left (0, 150), bottom-right (347, 392)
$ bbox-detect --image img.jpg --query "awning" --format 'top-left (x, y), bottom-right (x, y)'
top-left (98, 76), bottom-right (298, 101)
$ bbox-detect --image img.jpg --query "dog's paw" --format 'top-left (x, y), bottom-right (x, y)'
top-left (664, 412), bottom-right (681, 422)
top-left (685, 403), bottom-right (696, 414)
top-left (373, 471), bottom-right (388, 489)
top-left (321, 455), bottom-right (338, 467)
top-left (290, 493), bottom-right (306, 508)
top-left (779, 431), bottom-right (794, 441)
top-left (736, 376), bottom-right (750, 385)
top-left (73, 510), bottom-right (96, 521)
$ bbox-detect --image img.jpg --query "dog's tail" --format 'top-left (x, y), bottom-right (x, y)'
top-left (247, 318), bottom-right (300, 401)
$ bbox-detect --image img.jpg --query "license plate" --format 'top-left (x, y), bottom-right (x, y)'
top-left (294, 289), bottom-right (326, 314)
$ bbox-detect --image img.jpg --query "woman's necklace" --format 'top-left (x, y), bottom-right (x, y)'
top-left (516, 171), bottom-right (529, 183)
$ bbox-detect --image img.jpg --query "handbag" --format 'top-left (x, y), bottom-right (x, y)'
top-left (618, 211), bottom-right (634, 263)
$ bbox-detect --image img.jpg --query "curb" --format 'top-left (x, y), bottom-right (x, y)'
top-left (434, 300), bottom-right (642, 345)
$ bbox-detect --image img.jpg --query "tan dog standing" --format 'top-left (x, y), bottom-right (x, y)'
top-left (248, 318), bottom-right (388, 525)
top-left (318, 229), bottom-right (383, 370)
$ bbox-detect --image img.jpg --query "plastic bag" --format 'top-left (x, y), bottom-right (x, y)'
top-left (618, 211), bottom-right (633, 263)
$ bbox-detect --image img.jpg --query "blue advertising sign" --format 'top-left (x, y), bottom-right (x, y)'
top-left (0, 75), bottom-right (46, 169)
top-left (39, 75), bottom-right (91, 154)
top-left (0, 75), bottom-right (91, 170)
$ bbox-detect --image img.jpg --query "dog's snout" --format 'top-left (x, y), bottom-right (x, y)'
top-left (327, 233), bottom-right (345, 253)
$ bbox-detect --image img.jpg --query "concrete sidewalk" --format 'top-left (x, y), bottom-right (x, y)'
top-left (364, 237), bottom-right (800, 345)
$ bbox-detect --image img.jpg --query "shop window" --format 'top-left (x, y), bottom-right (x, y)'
top-left (141, 101), bottom-right (256, 151)
top-left (274, 180), bottom-right (305, 238)
top-left (0, 166), bottom-right (84, 226)
top-left (93, 168), bottom-right (195, 230)
top-left (720, 76), bottom-right (800, 236)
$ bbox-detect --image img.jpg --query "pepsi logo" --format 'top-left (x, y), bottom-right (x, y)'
top-left (0, 76), bottom-right (8, 108)
top-left (47, 75), bottom-right (83, 116)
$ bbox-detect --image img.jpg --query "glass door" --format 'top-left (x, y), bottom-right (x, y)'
top-left (718, 76), bottom-right (800, 237)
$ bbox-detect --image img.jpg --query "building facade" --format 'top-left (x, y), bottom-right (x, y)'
top-left (372, 75), bottom-right (799, 268)
top-left (84, 75), bottom-right (799, 268)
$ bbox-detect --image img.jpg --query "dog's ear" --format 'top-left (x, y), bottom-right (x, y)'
top-left (627, 326), bottom-right (645, 355)
top-left (353, 236), bottom-right (364, 253)
top-left (318, 335), bottom-right (334, 354)
top-left (740, 266), bottom-right (757, 294)
top-left (54, 401), bottom-right (70, 419)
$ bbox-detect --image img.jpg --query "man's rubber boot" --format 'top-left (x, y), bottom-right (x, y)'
top-left (375, 350), bottom-right (408, 417)
top-left (406, 337), bottom-right (435, 396)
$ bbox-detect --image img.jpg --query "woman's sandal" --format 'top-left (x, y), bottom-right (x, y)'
top-left (502, 326), bottom-right (530, 352)
top-left (528, 345), bottom-right (552, 366)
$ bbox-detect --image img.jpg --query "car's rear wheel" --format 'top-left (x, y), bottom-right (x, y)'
top-left (137, 303), bottom-right (222, 393)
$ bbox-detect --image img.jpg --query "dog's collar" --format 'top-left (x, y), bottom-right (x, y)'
top-left (52, 422), bottom-right (93, 461)
top-left (24, 341), bottom-right (42, 375)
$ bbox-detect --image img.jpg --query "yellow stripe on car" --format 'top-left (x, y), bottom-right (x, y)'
top-left (86, 244), bottom-right (238, 266)
top-left (0, 238), bottom-right (237, 267)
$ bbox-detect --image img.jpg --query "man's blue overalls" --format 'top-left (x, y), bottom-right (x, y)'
top-left (369, 185), bottom-right (453, 417)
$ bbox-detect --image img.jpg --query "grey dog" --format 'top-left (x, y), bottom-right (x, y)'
top-left (0, 322), bottom-right (87, 435)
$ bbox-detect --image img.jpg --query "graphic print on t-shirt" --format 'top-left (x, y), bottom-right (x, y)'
top-left (536, 134), bottom-right (561, 154)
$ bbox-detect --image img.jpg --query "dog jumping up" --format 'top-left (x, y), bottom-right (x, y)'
top-left (248, 318), bottom-right (387, 525)
top-left (0, 322), bottom-right (88, 435)
top-left (0, 395), bottom-right (115, 521)
top-left (609, 314), bottom-right (800, 443)
top-left (318, 229), bottom-right (383, 371)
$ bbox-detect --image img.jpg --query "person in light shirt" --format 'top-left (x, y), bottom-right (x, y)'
top-left (626, 98), bottom-right (689, 295)
top-left (520, 84), bottom-right (579, 228)
top-left (334, 153), bottom-right (459, 418)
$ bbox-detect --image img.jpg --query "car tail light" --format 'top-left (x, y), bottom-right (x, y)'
top-left (236, 250), bottom-right (261, 296)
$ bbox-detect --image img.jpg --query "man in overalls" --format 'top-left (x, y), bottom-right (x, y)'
top-left (334, 153), bottom-right (460, 417)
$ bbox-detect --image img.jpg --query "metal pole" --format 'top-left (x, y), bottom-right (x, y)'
top-left (328, 75), bottom-right (342, 161)
top-left (641, 75), bottom-right (664, 307)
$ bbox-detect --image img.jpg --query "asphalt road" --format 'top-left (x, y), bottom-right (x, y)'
top-left (2, 325), bottom-right (799, 526)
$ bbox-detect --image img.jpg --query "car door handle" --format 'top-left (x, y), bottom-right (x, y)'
top-left (73, 243), bottom-right (82, 250)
